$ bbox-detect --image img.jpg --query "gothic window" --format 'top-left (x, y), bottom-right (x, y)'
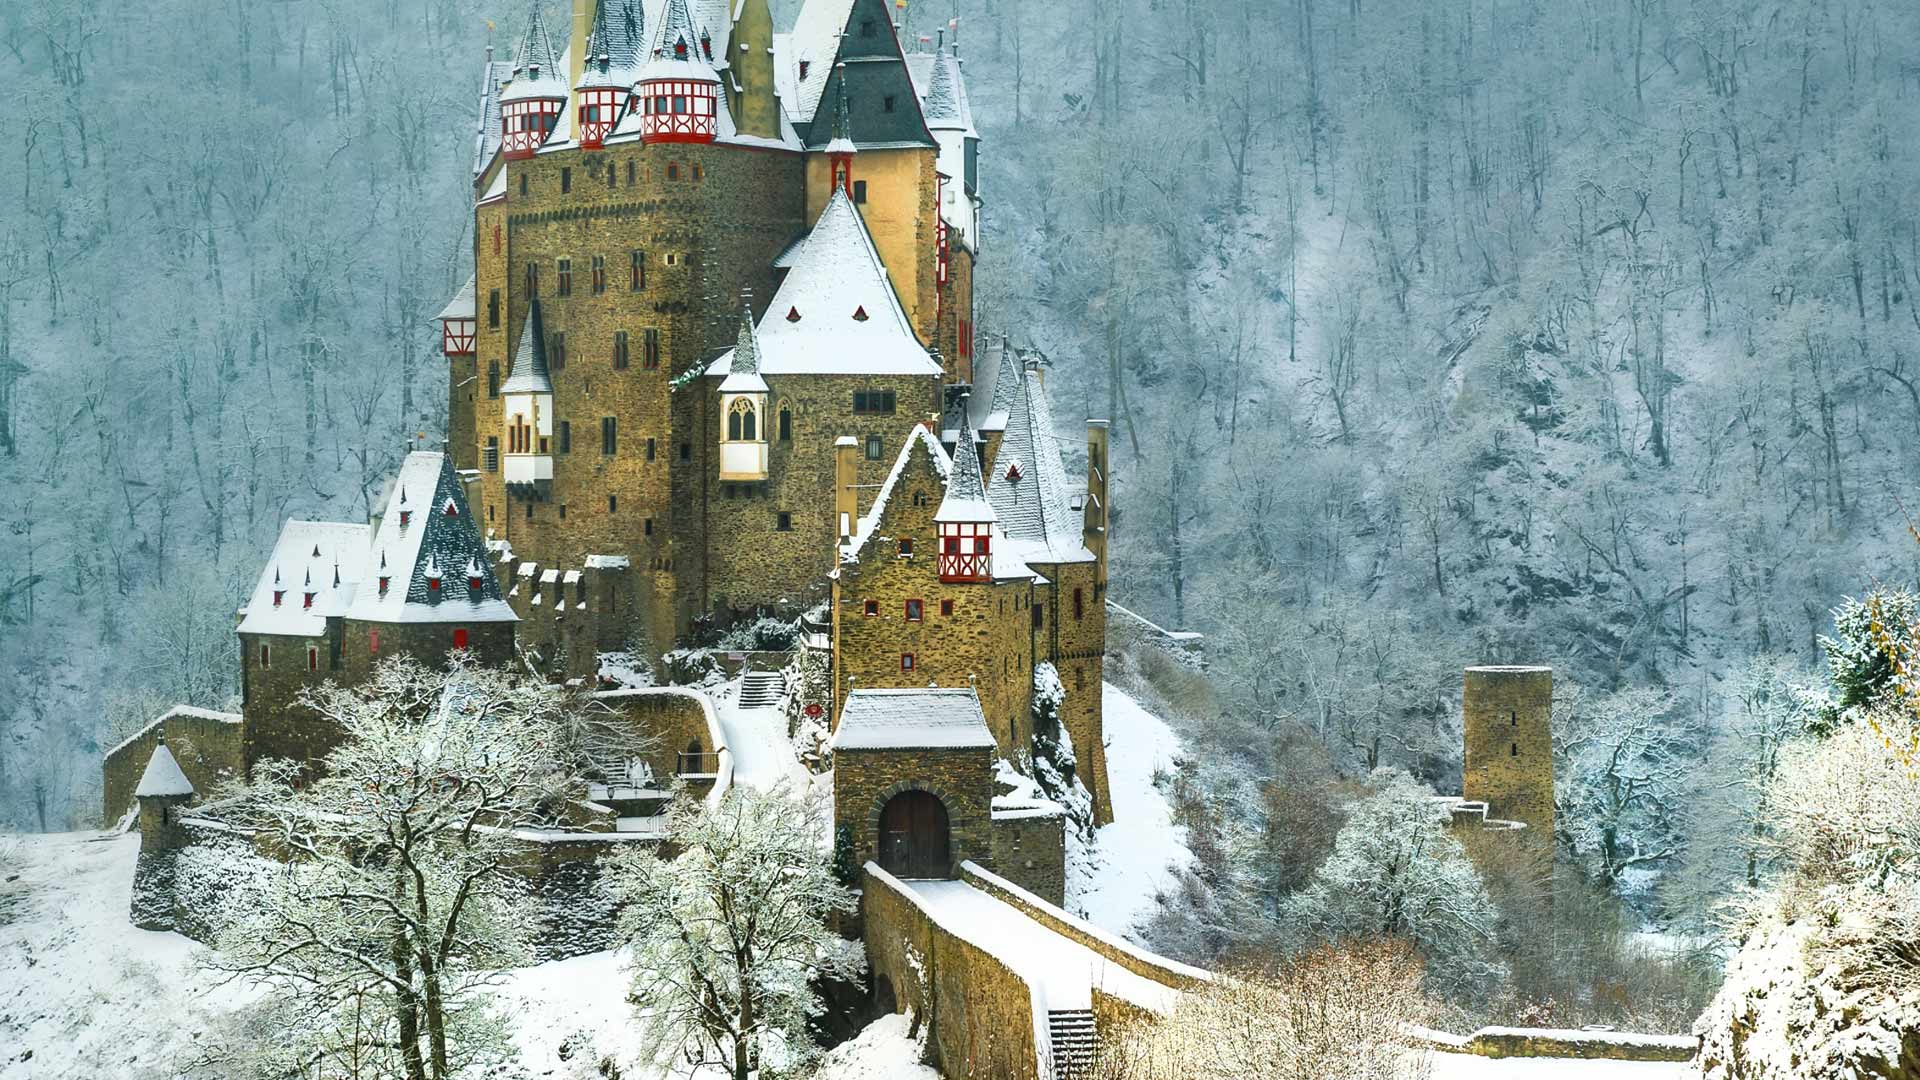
top-left (524, 262), bottom-right (538, 297)
top-left (728, 398), bottom-right (758, 441)
top-left (631, 250), bottom-right (646, 290)
top-left (613, 330), bottom-right (630, 369)
top-left (644, 328), bottom-right (661, 369)
top-left (865, 435), bottom-right (883, 460)
top-left (779, 407), bottom-right (792, 441)
top-left (556, 258), bottom-right (572, 296)
top-left (550, 332), bottom-right (566, 370)
top-left (591, 255), bottom-right (606, 294)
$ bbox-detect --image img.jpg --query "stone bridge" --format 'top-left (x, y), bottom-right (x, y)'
top-left (861, 859), bottom-right (1210, 1080)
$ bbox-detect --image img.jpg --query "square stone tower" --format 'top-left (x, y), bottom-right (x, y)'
top-left (1462, 665), bottom-right (1555, 844)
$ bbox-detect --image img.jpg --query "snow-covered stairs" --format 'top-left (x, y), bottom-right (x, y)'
top-left (738, 671), bottom-right (785, 709)
top-left (1047, 1009), bottom-right (1098, 1080)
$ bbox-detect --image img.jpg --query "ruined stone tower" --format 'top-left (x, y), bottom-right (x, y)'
top-left (1462, 665), bottom-right (1555, 844)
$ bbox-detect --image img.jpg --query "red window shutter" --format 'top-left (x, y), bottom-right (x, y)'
top-left (453, 628), bottom-right (469, 650)
top-left (370, 629), bottom-right (380, 654)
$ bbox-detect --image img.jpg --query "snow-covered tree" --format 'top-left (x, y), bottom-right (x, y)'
top-left (1555, 686), bottom-right (1690, 887)
top-left (197, 656), bottom-right (646, 1080)
top-left (1029, 661), bottom-right (1093, 840)
top-left (1287, 769), bottom-right (1503, 995)
top-left (609, 782), bottom-right (860, 1080)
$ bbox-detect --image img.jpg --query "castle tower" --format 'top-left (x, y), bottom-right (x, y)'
top-left (574, 0), bottom-right (640, 150)
top-left (500, 300), bottom-right (554, 499)
top-left (936, 412), bottom-right (993, 584)
top-left (1461, 665), bottom-right (1555, 843)
top-left (130, 740), bottom-right (195, 931)
top-left (636, 0), bottom-right (719, 144)
top-left (499, 3), bottom-right (567, 160)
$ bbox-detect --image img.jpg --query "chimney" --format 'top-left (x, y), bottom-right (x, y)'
top-left (834, 436), bottom-right (859, 541)
top-left (570, 0), bottom-right (590, 96)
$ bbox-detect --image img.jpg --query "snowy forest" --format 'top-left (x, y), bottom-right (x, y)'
top-left (3, 0), bottom-right (1920, 1071)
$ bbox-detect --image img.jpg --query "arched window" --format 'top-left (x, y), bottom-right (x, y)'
top-left (728, 397), bottom-right (757, 441)
top-left (779, 406), bottom-right (792, 441)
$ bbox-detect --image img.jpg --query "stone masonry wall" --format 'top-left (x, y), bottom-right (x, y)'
top-left (832, 437), bottom-right (1035, 756)
top-left (591, 688), bottom-right (721, 789)
top-left (804, 148), bottom-right (939, 343)
top-left (959, 862), bottom-right (1213, 992)
top-left (989, 810), bottom-right (1066, 906)
top-left (1037, 558), bottom-right (1111, 824)
top-left (699, 372), bottom-right (940, 622)
top-left (101, 708), bottom-right (245, 827)
top-left (835, 747), bottom-right (993, 879)
top-left (1462, 666), bottom-right (1555, 842)
top-left (861, 864), bottom-right (1046, 1080)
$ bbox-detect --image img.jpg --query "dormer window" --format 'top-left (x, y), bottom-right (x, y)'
top-left (852, 305), bottom-right (869, 322)
top-left (379, 576), bottom-right (391, 596)
top-left (799, 61), bottom-right (810, 79)
top-left (674, 37), bottom-right (688, 58)
top-left (428, 577), bottom-right (441, 594)
top-left (302, 592), bottom-right (315, 610)
top-left (469, 573), bottom-right (484, 591)
top-left (727, 398), bottom-right (759, 441)
top-left (786, 306), bottom-right (801, 322)
top-left (399, 510), bottom-right (412, 528)
top-left (272, 590), bottom-right (285, 607)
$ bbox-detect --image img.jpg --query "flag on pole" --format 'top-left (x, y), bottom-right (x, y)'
top-left (919, 33), bottom-right (932, 43)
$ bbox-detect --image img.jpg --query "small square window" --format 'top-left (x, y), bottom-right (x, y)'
top-left (865, 435), bottom-right (883, 460)
top-left (853, 179), bottom-right (867, 204)
top-left (776, 511), bottom-right (792, 531)
top-left (901, 652), bottom-right (915, 672)
top-left (905, 599), bottom-right (923, 621)
top-left (863, 599), bottom-right (879, 617)
top-left (940, 599), bottom-right (954, 617)
top-left (897, 538), bottom-right (913, 557)
top-left (883, 95), bottom-right (896, 113)
top-left (680, 442), bottom-right (692, 461)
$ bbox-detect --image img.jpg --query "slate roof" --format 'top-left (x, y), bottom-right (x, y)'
top-left (472, 55), bottom-right (512, 176)
top-left (841, 425), bottom-right (949, 565)
top-left (639, 0), bottom-right (719, 83)
top-left (834, 688), bottom-right (997, 751)
top-left (935, 420), bottom-right (994, 524)
top-left (785, 0), bottom-right (855, 123)
top-left (346, 453), bottom-right (517, 625)
top-left (235, 520), bottom-right (373, 637)
top-left (135, 743), bottom-right (195, 798)
top-left (986, 357), bottom-right (1095, 566)
top-left (706, 189), bottom-right (941, 377)
top-left (501, 300), bottom-right (552, 394)
top-left (501, 1), bottom-right (567, 103)
top-left (913, 48), bottom-right (972, 134)
top-left (579, 0), bottom-right (645, 87)
top-left (717, 306), bottom-right (768, 393)
top-left (972, 336), bottom-right (1020, 432)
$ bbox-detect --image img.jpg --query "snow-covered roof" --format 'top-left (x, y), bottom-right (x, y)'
top-left (707, 189), bottom-right (941, 378)
top-left (971, 336), bottom-right (1019, 432)
top-left (936, 422), bottom-right (994, 524)
top-left (578, 0), bottom-right (646, 87)
top-left (638, 0), bottom-right (720, 84)
top-left (473, 55), bottom-right (512, 177)
top-left (908, 48), bottom-right (974, 136)
top-left (784, 0), bottom-right (855, 123)
top-left (834, 688), bottom-right (997, 751)
top-left (842, 425), bottom-right (949, 564)
top-left (345, 452), bottom-right (518, 625)
top-left (716, 306), bottom-right (768, 393)
top-left (236, 519), bottom-right (373, 637)
top-left (500, 2), bottom-right (568, 104)
top-left (501, 299), bottom-right (553, 394)
top-left (135, 743), bottom-right (195, 798)
top-left (986, 358), bottom-right (1095, 565)
top-left (436, 274), bottom-right (476, 321)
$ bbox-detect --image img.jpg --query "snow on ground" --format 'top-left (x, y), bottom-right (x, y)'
top-left (910, 878), bottom-right (1178, 1015)
top-left (813, 1013), bottom-right (940, 1080)
top-left (1068, 684), bottom-right (1194, 935)
top-left (0, 831), bottom-right (260, 1080)
top-left (1428, 1053), bottom-right (1692, 1079)
top-left (710, 678), bottom-right (809, 791)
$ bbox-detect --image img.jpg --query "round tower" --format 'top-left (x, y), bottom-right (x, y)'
top-left (636, 0), bottom-right (719, 144)
top-left (1461, 665), bottom-right (1555, 844)
top-left (500, 4), bottom-right (567, 160)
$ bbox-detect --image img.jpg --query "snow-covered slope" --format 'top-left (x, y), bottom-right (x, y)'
top-left (1068, 684), bottom-right (1195, 936)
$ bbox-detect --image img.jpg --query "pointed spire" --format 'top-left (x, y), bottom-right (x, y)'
top-left (923, 47), bottom-right (965, 129)
top-left (937, 410), bottom-right (995, 524)
top-left (733, 305), bottom-right (760, 375)
top-left (510, 0), bottom-right (560, 81)
top-left (657, 0), bottom-right (698, 61)
top-left (825, 61), bottom-right (857, 155)
top-left (986, 333), bottom-right (1022, 424)
top-left (501, 300), bottom-right (553, 394)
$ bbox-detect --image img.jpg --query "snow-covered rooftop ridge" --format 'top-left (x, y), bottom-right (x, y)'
top-left (936, 421), bottom-right (994, 524)
top-left (842, 425), bottom-right (949, 564)
top-left (235, 519), bottom-right (373, 638)
top-left (502, 299), bottom-right (552, 394)
top-left (707, 189), bottom-right (940, 378)
top-left (987, 358), bottom-right (1094, 564)
top-left (473, 54), bottom-right (512, 176)
top-left (103, 705), bottom-right (244, 762)
top-left (971, 336), bottom-right (1020, 431)
top-left (344, 452), bottom-right (517, 625)
top-left (917, 48), bottom-right (968, 131)
top-left (639, 0), bottom-right (719, 82)
top-left (835, 688), bottom-right (997, 751)
top-left (501, 1), bottom-right (567, 102)
top-left (578, 0), bottom-right (645, 86)
top-left (135, 743), bottom-right (194, 798)
top-left (436, 273), bottom-right (477, 321)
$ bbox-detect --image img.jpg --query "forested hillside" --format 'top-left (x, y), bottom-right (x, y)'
top-left (3, 0), bottom-right (1917, 1002)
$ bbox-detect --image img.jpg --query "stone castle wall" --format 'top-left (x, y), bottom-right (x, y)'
top-left (834, 746), bottom-right (994, 879)
top-left (101, 707), bottom-right (245, 827)
top-left (988, 810), bottom-right (1066, 906)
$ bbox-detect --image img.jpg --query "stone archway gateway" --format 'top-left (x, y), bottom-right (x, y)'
top-left (878, 790), bottom-right (951, 879)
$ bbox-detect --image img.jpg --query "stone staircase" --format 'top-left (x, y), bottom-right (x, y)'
top-left (738, 670), bottom-right (785, 709)
top-left (1047, 1009), bottom-right (1097, 1080)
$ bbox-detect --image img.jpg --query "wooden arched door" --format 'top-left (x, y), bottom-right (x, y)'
top-left (878, 790), bottom-right (951, 879)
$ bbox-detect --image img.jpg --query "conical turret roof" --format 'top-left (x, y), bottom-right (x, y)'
top-left (639, 0), bottom-right (718, 83)
top-left (578, 0), bottom-right (645, 87)
top-left (501, 1), bottom-right (567, 102)
top-left (936, 417), bottom-right (995, 523)
top-left (501, 300), bottom-right (552, 394)
top-left (718, 305), bottom-right (768, 392)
